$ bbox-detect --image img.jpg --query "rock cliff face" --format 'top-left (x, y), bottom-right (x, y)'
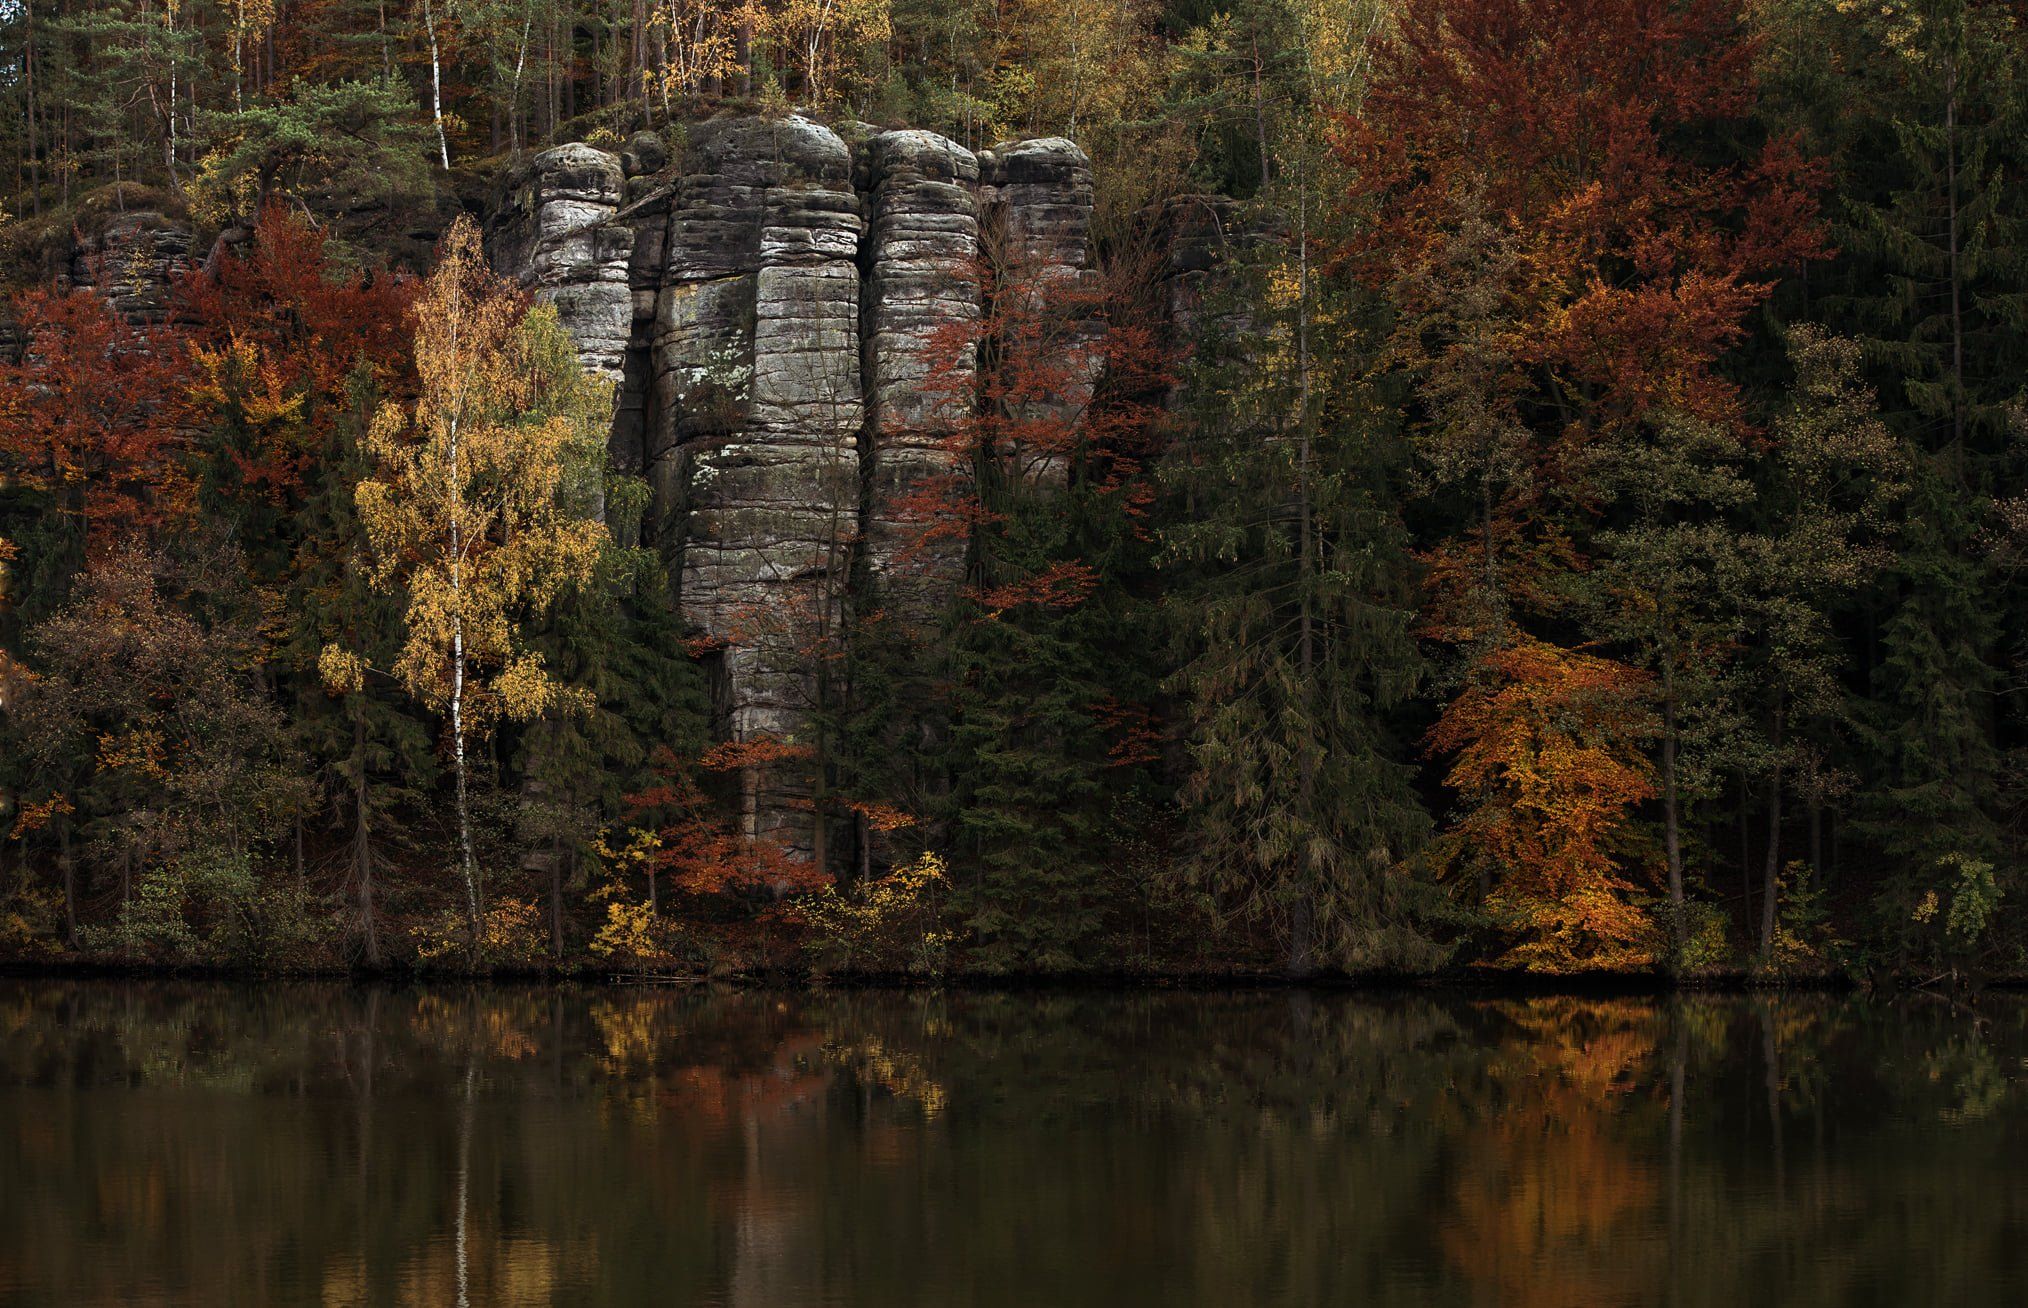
top-left (859, 129), bottom-right (981, 614)
top-left (487, 143), bottom-right (634, 380)
top-left (66, 211), bottom-right (196, 327)
top-left (486, 115), bottom-right (1110, 856)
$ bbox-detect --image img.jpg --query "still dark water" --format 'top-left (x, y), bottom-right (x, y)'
top-left (1, 982), bottom-right (2024, 1307)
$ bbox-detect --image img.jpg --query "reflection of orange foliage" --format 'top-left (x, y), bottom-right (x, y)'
top-left (1427, 637), bottom-right (1659, 972)
top-left (1444, 1000), bottom-right (1664, 1306)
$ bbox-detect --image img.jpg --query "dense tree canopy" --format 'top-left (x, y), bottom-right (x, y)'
top-left (3, 0), bottom-right (2027, 978)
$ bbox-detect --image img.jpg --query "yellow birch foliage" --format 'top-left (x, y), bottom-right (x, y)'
top-left (350, 215), bottom-right (607, 729)
top-left (647, 0), bottom-right (752, 101)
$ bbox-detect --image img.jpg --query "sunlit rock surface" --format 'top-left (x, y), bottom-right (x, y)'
top-left (487, 143), bottom-right (634, 380)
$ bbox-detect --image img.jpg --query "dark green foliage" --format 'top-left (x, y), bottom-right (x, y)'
top-left (194, 78), bottom-right (437, 235)
top-left (10, 0), bottom-right (2028, 979)
top-left (1762, 0), bottom-right (2028, 967)
top-left (284, 376), bottom-right (439, 962)
top-left (1161, 244), bottom-right (1437, 973)
top-left (942, 480), bottom-right (1166, 971)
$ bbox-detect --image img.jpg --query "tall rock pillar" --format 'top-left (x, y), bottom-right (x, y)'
top-left (858, 129), bottom-right (983, 618)
top-left (655, 115), bottom-right (865, 853)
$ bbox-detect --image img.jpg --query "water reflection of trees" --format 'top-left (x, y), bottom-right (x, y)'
top-left (0, 982), bottom-right (2023, 1306)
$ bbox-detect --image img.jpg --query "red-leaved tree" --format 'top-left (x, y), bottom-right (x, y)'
top-left (1339, 0), bottom-right (1826, 967)
top-left (0, 290), bottom-right (195, 561)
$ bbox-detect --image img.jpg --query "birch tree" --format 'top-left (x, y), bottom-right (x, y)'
top-left (332, 216), bottom-right (607, 953)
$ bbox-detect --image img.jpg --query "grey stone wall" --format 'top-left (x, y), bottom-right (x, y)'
top-left (487, 115), bottom-right (1109, 857)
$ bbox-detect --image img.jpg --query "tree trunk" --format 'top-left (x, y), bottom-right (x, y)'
top-left (1945, 60), bottom-right (1966, 461)
top-left (423, 0), bottom-right (451, 169)
top-left (23, 0), bottom-right (40, 218)
top-left (1737, 770), bottom-right (1752, 930)
top-left (353, 706), bottom-right (381, 967)
top-left (511, 11), bottom-right (533, 153)
top-left (1759, 713), bottom-right (1785, 960)
top-left (449, 412), bottom-right (481, 958)
top-left (1287, 150), bottom-right (1317, 980)
top-left (549, 837), bottom-right (565, 961)
top-left (59, 823), bottom-right (76, 947)
top-left (163, 3), bottom-right (179, 188)
top-left (1662, 676), bottom-right (1685, 963)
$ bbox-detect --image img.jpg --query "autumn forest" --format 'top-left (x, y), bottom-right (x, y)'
top-left (2, 0), bottom-right (2025, 981)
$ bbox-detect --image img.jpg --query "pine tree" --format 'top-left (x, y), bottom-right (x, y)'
top-left (942, 472), bottom-right (1164, 971)
top-left (516, 474), bottom-right (713, 958)
top-left (1585, 413), bottom-right (1756, 963)
top-left (1734, 327), bottom-right (1903, 961)
top-left (1799, 0), bottom-right (2027, 938)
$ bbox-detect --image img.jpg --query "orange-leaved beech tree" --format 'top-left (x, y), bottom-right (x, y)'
top-left (1338, 0), bottom-right (1827, 968)
top-left (1424, 638), bottom-right (1659, 972)
top-left (181, 204), bottom-right (418, 519)
top-left (0, 288), bottom-right (194, 568)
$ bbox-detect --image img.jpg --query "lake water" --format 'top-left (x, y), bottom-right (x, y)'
top-left (0, 982), bottom-right (2023, 1306)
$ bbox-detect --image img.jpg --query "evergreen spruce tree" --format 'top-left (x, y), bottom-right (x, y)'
top-left (1161, 238), bottom-right (1435, 975)
top-left (1807, 0), bottom-right (2027, 936)
top-left (941, 475), bottom-right (1165, 971)
top-left (293, 373), bottom-right (439, 966)
top-left (517, 474), bottom-right (712, 957)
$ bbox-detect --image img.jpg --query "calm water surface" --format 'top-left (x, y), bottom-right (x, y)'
top-left (1, 981), bottom-right (2024, 1306)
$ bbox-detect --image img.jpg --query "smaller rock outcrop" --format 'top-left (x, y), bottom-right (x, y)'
top-left (486, 143), bottom-right (634, 379)
top-left (67, 212), bottom-right (195, 327)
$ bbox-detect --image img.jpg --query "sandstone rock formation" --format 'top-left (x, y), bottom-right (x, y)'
top-left (976, 138), bottom-right (1104, 486)
top-left (487, 115), bottom-right (1120, 858)
top-left (487, 143), bottom-right (634, 380)
top-left (858, 128), bottom-right (982, 615)
top-left (1156, 194), bottom-right (1244, 348)
top-left (652, 115), bottom-right (866, 851)
top-left (67, 211), bottom-right (195, 327)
